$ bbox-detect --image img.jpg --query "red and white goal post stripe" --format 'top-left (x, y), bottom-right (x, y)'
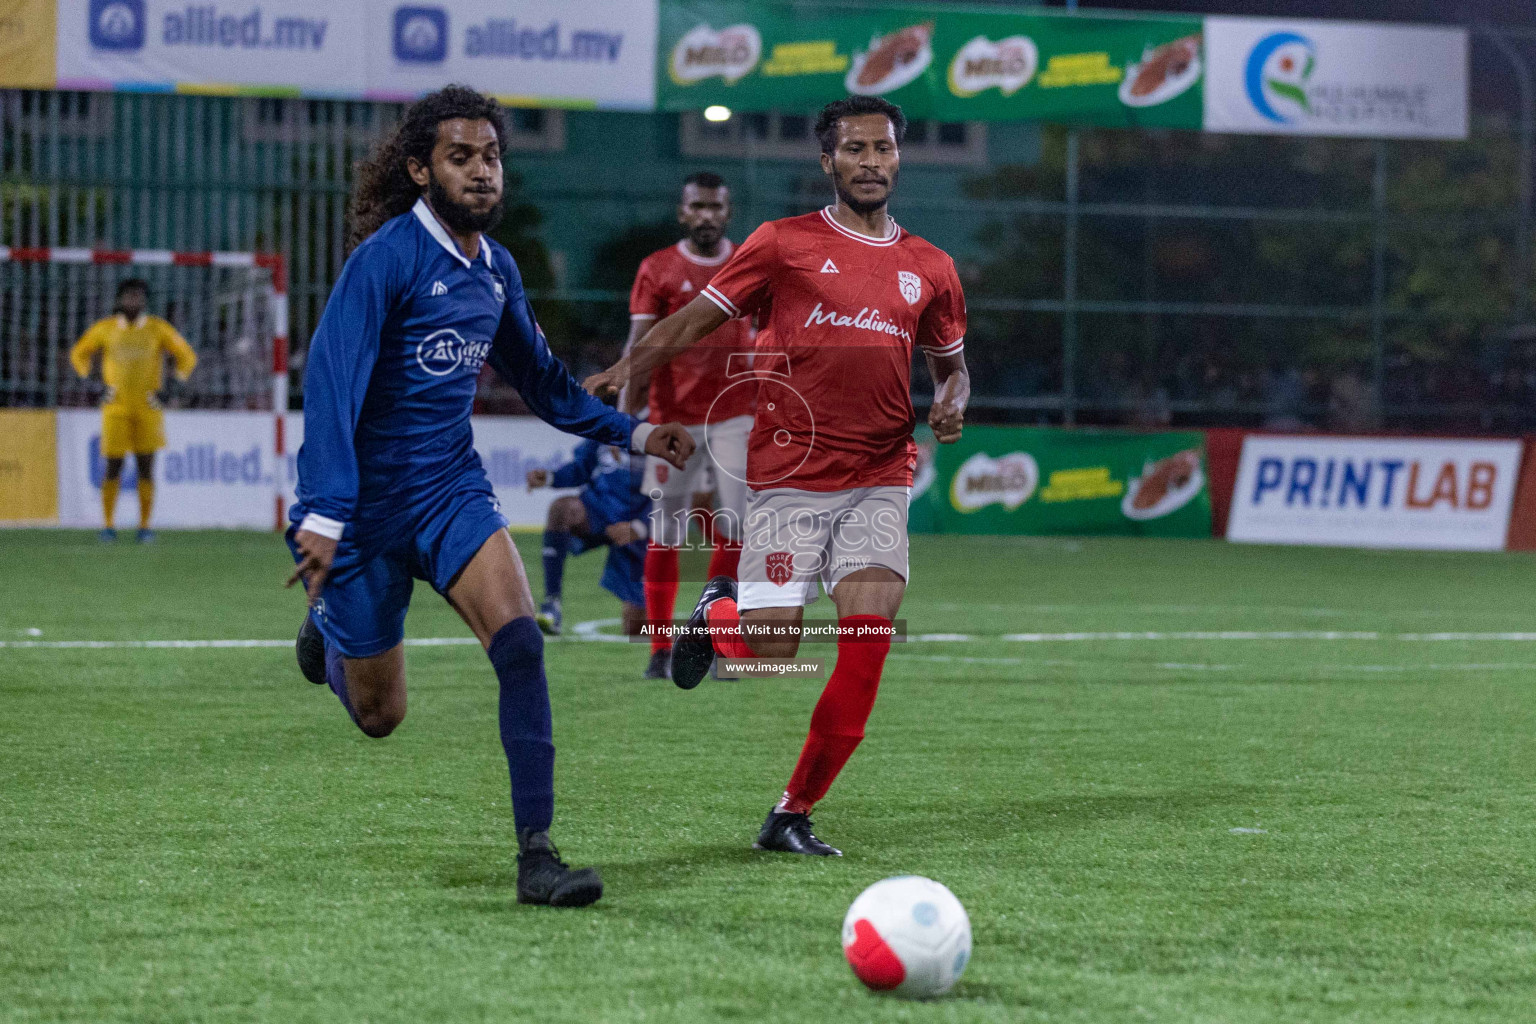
top-left (0, 246), bottom-right (290, 529)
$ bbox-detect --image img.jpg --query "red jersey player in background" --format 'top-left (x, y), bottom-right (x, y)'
top-left (585, 97), bottom-right (970, 856)
top-left (625, 172), bottom-right (757, 680)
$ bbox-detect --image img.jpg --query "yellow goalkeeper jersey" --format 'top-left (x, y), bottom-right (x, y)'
top-left (69, 314), bottom-right (196, 405)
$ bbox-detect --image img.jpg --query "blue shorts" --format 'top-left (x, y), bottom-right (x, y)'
top-left (567, 528), bottom-right (646, 608)
top-left (288, 474), bottom-right (508, 658)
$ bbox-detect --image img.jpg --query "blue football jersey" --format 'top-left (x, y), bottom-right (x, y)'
top-left (296, 198), bottom-right (637, 529)
top-left (551, 439), bottom-right (648, 529)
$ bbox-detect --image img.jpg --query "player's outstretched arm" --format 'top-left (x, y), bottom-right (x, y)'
top-left (489, 291), bottom-right (695, 470)
top-left (550, 440), bottom-right (599, 489)
top-left (926, 350), bottom-right (970, 444)
top-left (285, 245), bottom-right (394, 600)
top-left (583, 294), bottom-right (730, 402)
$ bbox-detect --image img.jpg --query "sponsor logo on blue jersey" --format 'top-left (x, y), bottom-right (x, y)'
top-left (415, 328), bottom-right (490, 377)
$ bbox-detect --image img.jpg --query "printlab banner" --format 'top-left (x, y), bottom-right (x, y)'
top-left (659, 1), bottom-right (1205, 127)
top-left (914, 426), bottom-right (1211, 537)
top-left (1226, 435), bottom-right (1520, 550)
top-left (59, 0), bottom-right (658, 107)
top-left (1203, 16), bottom-right (1468, 139)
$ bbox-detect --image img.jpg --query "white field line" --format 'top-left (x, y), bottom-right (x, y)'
top-left (9, 621), bottom-right (1536, 651)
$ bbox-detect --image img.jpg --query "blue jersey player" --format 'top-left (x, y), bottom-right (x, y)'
top-left (285, 87), bottom-right (694, 908)
top-left (527, 436), bottom-right (649, 642)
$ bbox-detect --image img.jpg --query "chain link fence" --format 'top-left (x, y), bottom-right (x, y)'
top-left (0, 22), bottom-right (1531, 430)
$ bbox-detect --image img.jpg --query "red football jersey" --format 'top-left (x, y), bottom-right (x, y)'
top-left (629, 239), bottom-right (755, 425)
top-left (701, 208), bottom-right (966, 492)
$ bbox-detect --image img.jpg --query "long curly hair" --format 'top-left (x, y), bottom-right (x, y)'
top-left (348, 85), bottom-right (507, 252)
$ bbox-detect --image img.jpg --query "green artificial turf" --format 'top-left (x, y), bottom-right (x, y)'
top-left (3, 530), bottom-right (1535, 1023)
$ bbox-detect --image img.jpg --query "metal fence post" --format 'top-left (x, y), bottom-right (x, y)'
top-left (1062, 0), bottom-right (1079, 426)
top-left (1371, 140), bottom-right (1387, 420)
top-left (1063, 128), bottom-right (1079, 427)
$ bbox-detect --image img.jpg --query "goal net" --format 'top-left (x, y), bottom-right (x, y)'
top-left (0, 247), bottom-right (286, 411)
top-left (0, 246), bottom-right (290, 526)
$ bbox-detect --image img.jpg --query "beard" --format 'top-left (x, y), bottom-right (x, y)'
top-left (428, 176), bottom-right (504, 235)
top-left (687, 223), bottom-right (724, 252)
top-left (833, 171), bottom-right (897, 216)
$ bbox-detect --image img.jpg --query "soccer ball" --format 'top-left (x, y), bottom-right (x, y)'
top-left (841, 876), bottom-right (971, 998)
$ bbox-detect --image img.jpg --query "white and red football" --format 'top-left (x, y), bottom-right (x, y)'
top-left (841, 876), bottom-right (971, 998)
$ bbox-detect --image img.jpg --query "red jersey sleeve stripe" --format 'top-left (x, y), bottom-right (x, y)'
top-left (922, 336), bottom-right (965, 356)
top-left (702, 284), bottom-right (740, 318)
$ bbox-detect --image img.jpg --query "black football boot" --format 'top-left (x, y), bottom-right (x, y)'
top-left (295, 612), bottom-right (327, 686)
top-left (753, 808), bottom-right (843, 857)
top-left (516, 831), bottom-right (604, 907)
top-left (643, 648), bottom-right (671, 680)
top-left (670, 575), bottom-right (737, 691)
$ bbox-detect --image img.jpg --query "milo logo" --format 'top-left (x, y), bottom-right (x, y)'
top-left (951, 451), bottom-right (1039, 512)
top-left (670, 22), bottom-right (761, 84)
top-left (948, 34), bottom-right (1039, 98)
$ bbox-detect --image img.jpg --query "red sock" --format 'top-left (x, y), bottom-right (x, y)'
top-left (644, 543), bottom-right (680, 653)
top-left (706, 597), bottom-right (756, 660)
top-left (781, 616), bottom-right (892, 814)
top-left (706, 539), bottom-right (742, 580)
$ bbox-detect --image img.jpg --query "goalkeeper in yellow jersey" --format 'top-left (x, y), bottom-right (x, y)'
top-left (68, 279), bottom-right (197, 542)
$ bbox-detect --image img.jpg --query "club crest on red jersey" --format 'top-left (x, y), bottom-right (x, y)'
top-left (898, 271), bottom-right (922, 305)
top-left (766, 551), bottom-right (794, 586)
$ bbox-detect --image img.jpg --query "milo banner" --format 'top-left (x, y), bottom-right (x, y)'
top-left (659, 1), bottom-right (1204, 128)
top-left (913, 426), bottom-right (1211, 536)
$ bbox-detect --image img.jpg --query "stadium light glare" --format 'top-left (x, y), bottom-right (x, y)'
top-left (703, 105), bottom-right (732, 123)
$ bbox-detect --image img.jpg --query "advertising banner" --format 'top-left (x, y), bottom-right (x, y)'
top-left (364, 0), bottom-right (657, 108)
top-left (57, 410), bottom-right (595, 530)
top-left (0, 0), bottom-right (57, 88)
top-left (1203, 16), bottom-right (1468, 139)
top-left (57, 0), bottom-right (656, 105)
top-left (1226, 435), bottom-right (1520, 550)
top-left (57, 409), bottom-right (278, 528)
top-left (59, 0), bottom-right (367, 94)
top-left (0, 409), bottom-right (59, 521)
top-left (916, 426), bottom-right (1210, 536)
top-left (282, 413), bottom-right (580, 530)
top-left (659, 1), bottom-right (1204, 127)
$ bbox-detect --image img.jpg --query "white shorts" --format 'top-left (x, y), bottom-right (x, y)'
top-left (736, 486), bottom-right (910, 611)
top-left (644, 414), bottom-right (751, 546)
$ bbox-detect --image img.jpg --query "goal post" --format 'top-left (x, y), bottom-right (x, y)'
top-left (0, 246), bottom-right (289, 529)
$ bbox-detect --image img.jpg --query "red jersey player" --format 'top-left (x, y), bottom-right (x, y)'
top-left (585, 97), bottom-right (970, 856)
top-left (625, 173), bottom-right (756, 680)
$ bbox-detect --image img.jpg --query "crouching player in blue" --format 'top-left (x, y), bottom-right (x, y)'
top-left (285, 86), bottom-right (694, 907)
top-left (526, 434), bottom-right (649, 643)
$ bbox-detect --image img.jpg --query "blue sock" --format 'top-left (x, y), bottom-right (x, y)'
top-left (323, 635), bottom-right (360, 727)
top-left (488, 617), bottom-right (555, 835)
top-left (541, 529), bottom-right (569, 600)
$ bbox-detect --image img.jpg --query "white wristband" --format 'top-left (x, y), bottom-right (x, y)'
top-left (630, 420), bottom-right (656, 454)
top-left (298, 513), bottom-right (345, 540)
top-left (629, 519), bottom-right (649, 542)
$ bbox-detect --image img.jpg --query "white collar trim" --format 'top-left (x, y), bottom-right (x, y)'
top-left (820, 206), bottom-right (901, 247)
top-left (116, 313), bottom-right (147, 329)
top-left (413, 197), bottom-right (493, 269)
top-left (676, 238), bottom-right (733, 266)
